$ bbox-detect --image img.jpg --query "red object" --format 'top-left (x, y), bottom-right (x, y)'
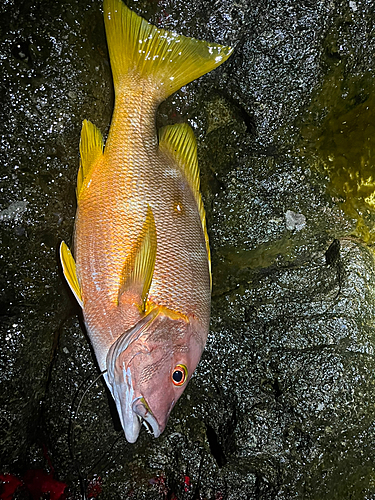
top-left (87, 475), bottom-right (102, 499)
top-left (149, 475), bottom-right (169, 497)
top-left (183, 475), bottom-right (191, 492)
top-left (23, 469), bottom-right (66, 500)
top-left (0, 474), bottom-right (23, 500)
top-left (1, 445), bottom-right (67, 500)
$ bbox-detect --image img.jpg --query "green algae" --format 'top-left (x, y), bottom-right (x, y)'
top-left (221, 236), bottom-right (295, 271)
top-left (212, 236), bottom-right (296, 296)
top-left (301, 66), bottom-right (375, 243)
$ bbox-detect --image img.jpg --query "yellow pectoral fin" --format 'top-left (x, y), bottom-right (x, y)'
top-left (59, 241), bottom-right (83, 308)
top-left (104, 0), bottom-right (233, 100)
top-left (119, 205), bottom-right (157, 311)
top-left (159, 123), bottom-right (212, 288)
top-left (76, 119), bottom-right (104, 201)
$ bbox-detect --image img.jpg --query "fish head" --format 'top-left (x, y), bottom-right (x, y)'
top-left (106, 309), bottom-right (205, 443)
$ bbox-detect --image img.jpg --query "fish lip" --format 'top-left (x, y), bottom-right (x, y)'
top-left (122, 410), bottom-right (142, 444)
top-left (132, 397), bottom-right (161, 438)
top-left (104, 367), bottom-right (142, 443)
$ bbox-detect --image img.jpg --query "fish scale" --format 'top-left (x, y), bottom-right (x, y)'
top-left (60, 0), bottom-right (232, 443)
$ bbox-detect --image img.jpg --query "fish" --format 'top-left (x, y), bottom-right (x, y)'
top-left (60, 0), bottom-right (232, 443)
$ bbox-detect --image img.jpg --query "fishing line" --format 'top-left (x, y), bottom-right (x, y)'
top-left (87, 433), bottom-right (123, 475)
top-left (68, 369), bottom-right (107, 500)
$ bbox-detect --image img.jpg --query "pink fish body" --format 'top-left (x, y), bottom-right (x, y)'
top-left (60, 0), bottom-right (232, 442)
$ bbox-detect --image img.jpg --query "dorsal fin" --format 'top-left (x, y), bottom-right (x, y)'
top-left (103, 0), bottom-right (233, 100)
top-left (59, 241), bottom-right (83, 308)
top-left (159, 123), bottom-right (211, 287)
top-left (118, 205), bottom-right (157, 311)
top-left (76, 119), bottom-right (104, 201)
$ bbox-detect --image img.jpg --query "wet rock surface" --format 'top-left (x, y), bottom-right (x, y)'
top-left (1, 0), bottom-right (375, 499)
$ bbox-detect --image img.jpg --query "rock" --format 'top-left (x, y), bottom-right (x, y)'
top-left (1, 0), bottom-right (375, 498)
top-left (285, 210), bottom-right (306, 232)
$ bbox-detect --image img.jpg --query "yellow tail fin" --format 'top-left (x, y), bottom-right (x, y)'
top-left (103, 0), bottom-right (233, 99)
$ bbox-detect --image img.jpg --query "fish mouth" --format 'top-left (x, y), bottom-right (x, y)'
top-left (132, 397), bottom-right (161, 438)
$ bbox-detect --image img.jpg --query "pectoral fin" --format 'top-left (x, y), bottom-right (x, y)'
top-left (118, 205), bottom-right (157, 311)
top-left (59, 241), bottom-right (83, 308)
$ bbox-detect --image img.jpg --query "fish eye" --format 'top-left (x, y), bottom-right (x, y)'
top-left (172, 364), bottom-right (188, 386)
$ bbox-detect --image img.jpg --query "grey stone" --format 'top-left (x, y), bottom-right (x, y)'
top-left (1, 0), bottom-right (375, 499)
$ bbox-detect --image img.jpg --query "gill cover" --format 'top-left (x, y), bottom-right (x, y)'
top-left (105, 310), bottom-right (158, 443)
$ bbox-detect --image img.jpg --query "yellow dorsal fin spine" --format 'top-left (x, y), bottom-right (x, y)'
top-left (77, 120), bottom-right (104, 201)
top-left (159, 123), bottom-right (212, 288)
top-left (59, 241), bottom-right (83, 308)
top-left (103, 0), bottom-right (233, 99)
top-left (119, 205), bottom-right (157, 310)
